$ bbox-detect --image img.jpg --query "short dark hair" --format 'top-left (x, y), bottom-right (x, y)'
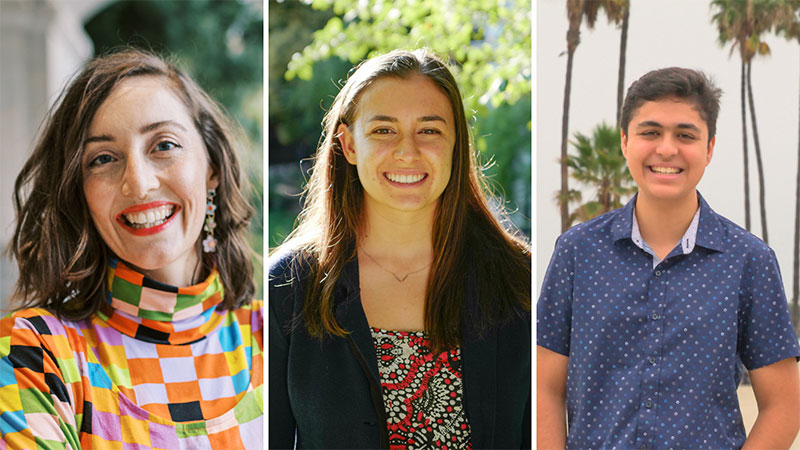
top-left (11, 49), bottom-right (256, 319)
top-left (620, 67), bottom-right (722, 143)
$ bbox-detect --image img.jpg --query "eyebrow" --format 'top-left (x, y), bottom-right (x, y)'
top-left (636, 120), bottom-right (701, 132)
top-left (367, 114), bottom-right (448, 124)
top-left (83, 120), bottom-right (189, 146)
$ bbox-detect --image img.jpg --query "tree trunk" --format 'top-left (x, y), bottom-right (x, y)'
top-left (793, 46), bottom-right (800, 335)
top-left (560, 17), bottom-right (581, 232)
top-left (746, 62), bottom-right (769, 244)
top-left (612, 5), bottom-right (629, 208)
top-left (740, 61), bottom-right (751, 232)
top-left (615, 6), bottom-right (629, 129)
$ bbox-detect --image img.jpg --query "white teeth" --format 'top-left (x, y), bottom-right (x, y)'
top-left (651, 166), bottom-right (681, 174)
top-left (123, 205), bottom-right (175, 228)
top-left (386, 173), bottom-right (425, 184)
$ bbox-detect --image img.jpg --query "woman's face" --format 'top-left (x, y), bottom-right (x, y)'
top-left (82, 75), bottom-right (218, 286)
top-left (337, 75), bottom-right (455, 220)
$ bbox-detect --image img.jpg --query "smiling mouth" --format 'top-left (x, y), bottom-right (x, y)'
top-left (649, 166), bottom-right (682, 175)
top-left (118, 204), bottom-right (178, 230)
top-left (385, 172), bottom-right (427, 184)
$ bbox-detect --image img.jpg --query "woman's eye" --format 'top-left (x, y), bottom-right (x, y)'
top-left (155, 140), bottom-right (180, 151)
top-left (89, 154), bottom-right (115, 167)
top-left (373, 128), bottom-right (392, 135)
top-left (420, 128), bottom-right (441, 135)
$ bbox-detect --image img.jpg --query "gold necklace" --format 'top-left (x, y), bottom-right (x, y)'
top-left (360, 248), bottom-right (432, 282)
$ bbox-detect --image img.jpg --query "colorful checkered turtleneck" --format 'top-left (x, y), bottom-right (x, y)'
top-left (101, 259), bottom-right (226, 345)
top-left (0, 259), bottom-right (264, 449)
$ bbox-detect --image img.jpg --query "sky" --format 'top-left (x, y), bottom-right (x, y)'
top-left (536, 0), bottom-right (800, 301)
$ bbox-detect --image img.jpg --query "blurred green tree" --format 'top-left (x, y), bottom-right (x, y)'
top-left (560, 122), bottom-right (635, 227)
top-left (286, 0), bottom-right (530, 115)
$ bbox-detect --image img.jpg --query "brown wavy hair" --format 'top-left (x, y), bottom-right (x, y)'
top-left (10, 49), bottom-right (255, 318)
top-left (276, 48), bottom-right (530, 352)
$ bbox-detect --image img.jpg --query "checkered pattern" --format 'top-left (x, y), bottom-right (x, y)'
top-left (0, 261), bottom-right (263, 449)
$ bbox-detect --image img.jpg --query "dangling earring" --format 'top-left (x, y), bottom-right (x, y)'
top-left (202, 188), bottom-right (217, 253)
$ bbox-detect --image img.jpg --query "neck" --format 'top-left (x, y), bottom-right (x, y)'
top-left (359, 200), bottom-right (436, 260)
top-left (635, 191), bottom-right (698, 258)
top-left (129, 253), bottom-right (203, 287)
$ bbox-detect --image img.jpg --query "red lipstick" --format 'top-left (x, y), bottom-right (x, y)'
top-left (116, 201), bottom-right (180, 236)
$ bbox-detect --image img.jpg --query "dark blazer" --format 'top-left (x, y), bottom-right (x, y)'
top-left (268, 249), bottom-right (531, 449)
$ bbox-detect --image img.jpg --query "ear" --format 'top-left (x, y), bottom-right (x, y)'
top-left (207, 165), bottom-right (220, 190)
top-left (705, 136), bottom-right (715, 166)
top-left (620, 129), bottom-right (629, 158)
top-left (337, 123), bottom-right (357, 165)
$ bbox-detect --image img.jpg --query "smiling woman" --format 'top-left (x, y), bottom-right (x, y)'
top-left (1, 50), bottom-right (261, 449)
top-left (269, 49), bottom-right (532, 449)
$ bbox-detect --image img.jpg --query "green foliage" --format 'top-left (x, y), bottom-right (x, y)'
top-left (284, 0), bottom-right (531, 116)
top-left (710, 0), bottom-right (784, 61)
top-left (474, 98), bottom-right (532, 235)
top-left (268, 0), bottom-right (355, 248)
top-left (86, 0), bottom-right (264, 143)
top-left (563, 122), bottom-right (636, 226)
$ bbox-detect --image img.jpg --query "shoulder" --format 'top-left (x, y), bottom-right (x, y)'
top-left (1, 308), bottom-right (84, 365)
top-left (550, 207), bottom-right (623, 256)
top-left (268, 246), bottom-right (313, 325)
top-left (268, 245), bottom-right (312, 287)
top-left (710, 210), bottom-right (775, 260)
top-left (1, 308), bottom-right (72, 339)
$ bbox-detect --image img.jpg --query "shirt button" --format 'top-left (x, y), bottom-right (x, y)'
top-left (654, 270), bottom-right (662, 277)
top-left (640, 445), bottom-right (647, 450)
top-left (648, 356), bottom-right (656, 364)
top-left (645, 400), bottom-right (653, 408)
top-left (651, 313), bottom-right (660, 320)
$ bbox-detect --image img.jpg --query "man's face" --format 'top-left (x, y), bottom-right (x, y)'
top-left (621, 97), bottom-right (715, 205)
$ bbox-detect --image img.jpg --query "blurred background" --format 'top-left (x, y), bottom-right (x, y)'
top-left (0, 0), bottom-right (264, 310)
top-left (268, 0), bottom-right (532, 249)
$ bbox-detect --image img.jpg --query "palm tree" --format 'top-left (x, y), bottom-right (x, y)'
top-left (559, 0), bottom-right (627, 231)
top-left (565, 123), bottom-right (637, 226)
top-left (599, 0), bottom-right (631, 129)
top-left (712, 0), bottom-right (752, 233)
top-left (775, 0), bottom-right (800, 334)
top-left (559, 0), bottom-right (585, 232)
top-left (711, 0), bottom-right (779, 243)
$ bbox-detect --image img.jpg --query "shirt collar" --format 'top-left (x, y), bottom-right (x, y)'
top-left (611, 191), bottom-right (726, 254)
top-left (632, 205), bottom-right (700, 268)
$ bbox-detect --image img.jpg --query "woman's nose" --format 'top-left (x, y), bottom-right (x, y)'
top-left (393, 136), bottom-right (421, 162)
top-left (121, 156), bottom-right (158, 199)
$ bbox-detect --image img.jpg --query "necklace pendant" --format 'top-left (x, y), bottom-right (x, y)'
top-left (394, 274), bottom-right (409, 282)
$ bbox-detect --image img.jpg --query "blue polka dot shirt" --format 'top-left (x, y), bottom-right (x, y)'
top-left (537, 192), bottom-right (800, 450)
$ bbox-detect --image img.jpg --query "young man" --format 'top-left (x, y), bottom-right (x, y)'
top-left (538, 67), bottom-right (800, 449)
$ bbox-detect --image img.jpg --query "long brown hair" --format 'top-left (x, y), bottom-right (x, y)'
top-left (11, 49), bottom-right (255, 318)
top-left (276, 48), bottom-right (530, 352)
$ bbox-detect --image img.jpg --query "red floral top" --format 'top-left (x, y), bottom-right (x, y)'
top-left (371, 328), bottom-right (472, 450)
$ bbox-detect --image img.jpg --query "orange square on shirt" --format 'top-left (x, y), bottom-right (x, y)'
top-left (194, 352), bottom-right (230, 379)
top-left (156, 344), bottom-right (193, 358)
top-left (128, 358), bottom-right (165, 385)
top-left (164, 380), bottom-right (202, 403)
top-left (208, 426), bottom-right (244, 448)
